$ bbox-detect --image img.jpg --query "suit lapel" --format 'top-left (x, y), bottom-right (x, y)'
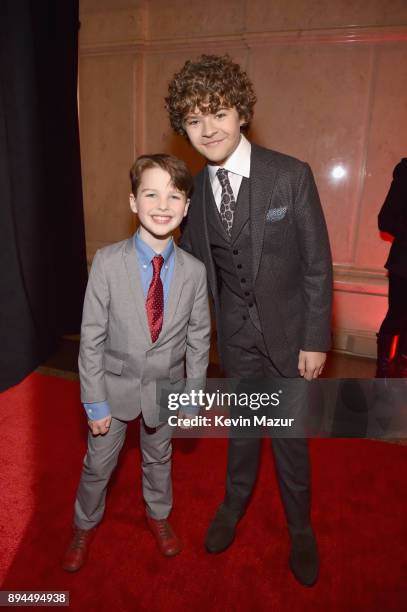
top-left (198, 169), bottom-right (219, 305)
top-left (123, 237), bottom-right (152, 345)
top-left (156, 245), bottom-right (185, 345)
top-left (230, 177), bottom-right (250, 244)
top-left (250, 144), bottom-right (279, 282)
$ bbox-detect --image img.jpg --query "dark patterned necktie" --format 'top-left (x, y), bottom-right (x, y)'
top-left (216, 168), bottom-right (236, 236)
top-left (146, 255), bottom-right (164, 342)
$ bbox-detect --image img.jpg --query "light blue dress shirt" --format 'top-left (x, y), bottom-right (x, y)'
top-left (84, 233), bottom-right (175, 421)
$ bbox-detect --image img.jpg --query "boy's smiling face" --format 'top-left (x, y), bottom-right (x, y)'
top-left (183, 106), bottom-right (245, 166)
top-left (130, 166), bottom-right (189, 247)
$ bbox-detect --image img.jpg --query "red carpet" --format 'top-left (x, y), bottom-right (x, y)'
top-left (1, 372), bottom-right (406, 611)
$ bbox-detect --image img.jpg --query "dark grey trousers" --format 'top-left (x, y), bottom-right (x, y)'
top-left (221, 319), bottom-right (311, 537)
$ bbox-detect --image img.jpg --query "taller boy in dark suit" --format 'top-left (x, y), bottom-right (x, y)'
top-left (166, 55), bottom-right (333, 586)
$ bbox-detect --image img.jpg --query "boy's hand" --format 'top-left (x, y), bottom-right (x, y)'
top-left (88, 415), bottom-right (112, 435)
top-left (298, 350), bottom-right (326, 380)
top-left (177, 410), bottom-right (195, 429)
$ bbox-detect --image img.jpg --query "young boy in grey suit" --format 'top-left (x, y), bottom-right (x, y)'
top-left (63, 154), bottom-right (210, 571)
top-left (166, 55), bottom-right (332, 586)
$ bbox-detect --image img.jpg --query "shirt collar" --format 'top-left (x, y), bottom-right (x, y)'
top-left (207, 133), bottom-right (251, 183)
top-left (134, 231), bottom-right (174, 267)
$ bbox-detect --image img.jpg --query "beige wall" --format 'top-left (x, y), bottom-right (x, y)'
top-left (78, 0), bottom-right (407, 357)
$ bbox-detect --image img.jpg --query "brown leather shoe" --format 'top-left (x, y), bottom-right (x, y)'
top-left (146, 516), bottom-right (181, 557)
top-left (62, 527), bottom-right (95, 572)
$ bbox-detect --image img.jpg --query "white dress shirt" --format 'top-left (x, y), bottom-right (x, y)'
top-left (207, 134), bottom-right (251, 210)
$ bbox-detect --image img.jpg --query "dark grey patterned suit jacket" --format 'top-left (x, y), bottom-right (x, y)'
top-left (180, 143), bottom-right (333, 377)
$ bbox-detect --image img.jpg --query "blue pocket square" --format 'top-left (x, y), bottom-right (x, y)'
top-left (266, 206), bottom-right (287, 222)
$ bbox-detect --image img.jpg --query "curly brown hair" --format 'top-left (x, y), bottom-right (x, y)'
top-left (165, 54), bottom-right (257, 137)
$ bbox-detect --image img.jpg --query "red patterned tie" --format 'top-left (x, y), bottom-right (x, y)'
top-left (146, 255), bottom-right (164, 342)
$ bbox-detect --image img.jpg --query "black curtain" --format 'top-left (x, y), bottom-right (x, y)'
top-left (0, 0), bottom-right (87, 391)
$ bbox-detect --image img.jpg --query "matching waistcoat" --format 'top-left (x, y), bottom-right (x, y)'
top-left (205, 173), bottom-right (262, 338)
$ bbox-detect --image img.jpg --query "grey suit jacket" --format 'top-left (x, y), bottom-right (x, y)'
top-left (180, 143), bottom-right (333, 377)
top-left (79, 237), bottom-right (211, 427)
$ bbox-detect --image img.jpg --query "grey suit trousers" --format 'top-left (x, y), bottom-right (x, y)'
top-left (74, 417), bottom-right (173, 529)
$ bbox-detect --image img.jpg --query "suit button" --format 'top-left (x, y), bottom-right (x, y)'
top-left (241, 278), bottom-right (246, 283)
top-left (244, 291), bottom-right (250, 296)
top-left (242, 315), bottom-right (247, 320)
top-left (233, 249), bottom-right (238, 255)
top-left (237, 264), bottom-right (242, 269)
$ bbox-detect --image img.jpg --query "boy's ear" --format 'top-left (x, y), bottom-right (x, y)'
top-left (239, 116), bottom-right (246, 127)
top-left (129, 193), bottom-right (137, 213)
top-left (183, 198), bottom-right (190, 217)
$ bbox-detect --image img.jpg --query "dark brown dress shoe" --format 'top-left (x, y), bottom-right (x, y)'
top-left (62, 527), bottom-right (95, 572)
top-left (146, 516), bottom-right (181, 557)
top-left (289, 528), bottom-right (319, 587)
top-left (205, 504), bottom-right (241, 554)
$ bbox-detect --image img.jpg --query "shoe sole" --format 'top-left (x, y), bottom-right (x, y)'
top-left (62, 563), bottom-right (84, 573)
top-left (205, 537), bottom-right (235, 554)
top-left (161, 547), bottom-right (182, 557)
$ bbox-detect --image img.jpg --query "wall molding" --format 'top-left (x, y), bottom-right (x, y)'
top-left (80, 41), bottom-right (146, 57)
top-left (79, 25), bottom-right (407, 57)
top-left (332, 328), bottom-right (377, 358)
top-left (84, 245), bottom-right (382, 358)
top-left (333, 264), bottom-right (388, 297)
top-left (85, 245), bottom-right (388, 298)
